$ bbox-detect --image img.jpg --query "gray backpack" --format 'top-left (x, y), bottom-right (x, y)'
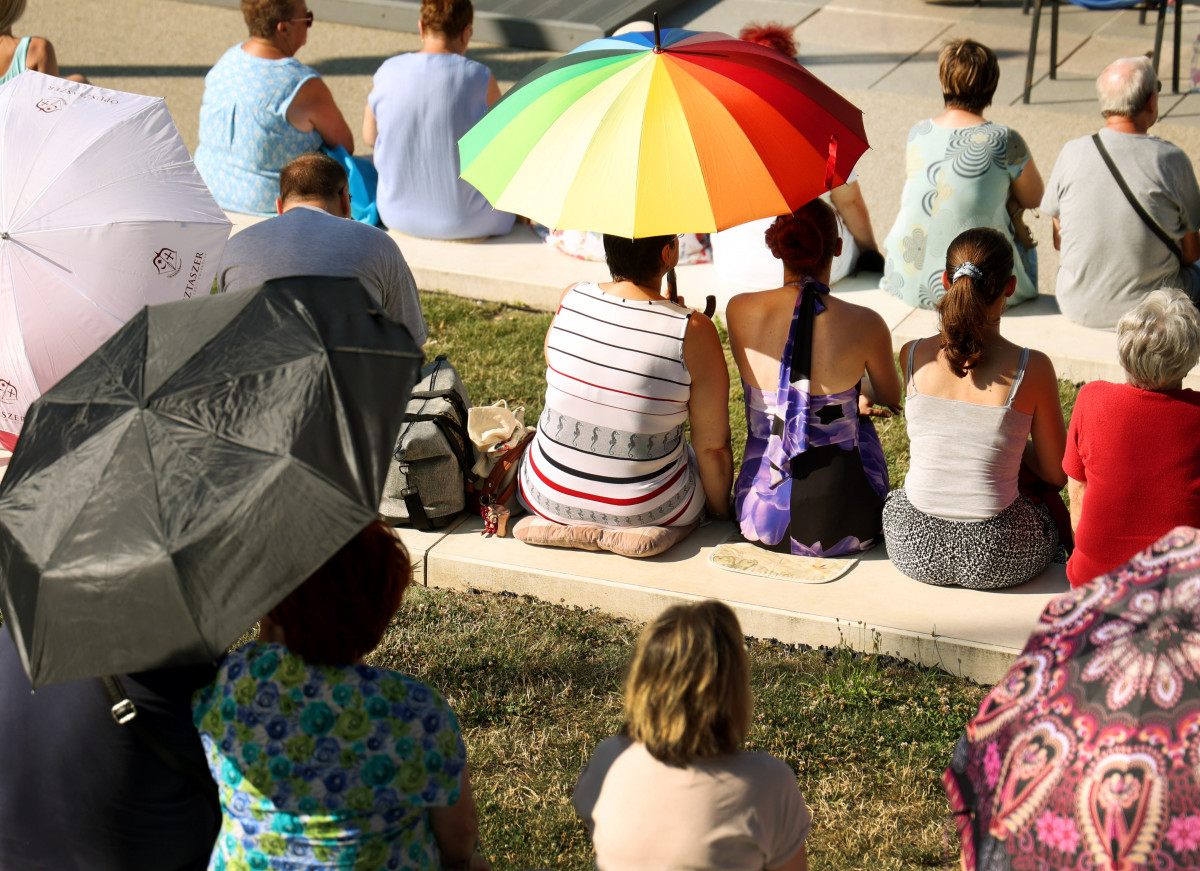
top-left (380, 355), bottom-right (472, 529)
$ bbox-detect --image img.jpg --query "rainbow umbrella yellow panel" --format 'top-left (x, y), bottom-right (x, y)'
top-left (458, 27), bottom-right (869, 237)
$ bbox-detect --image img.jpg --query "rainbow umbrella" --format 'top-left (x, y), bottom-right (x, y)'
top-left (458, 22), bottom-right (869, 237)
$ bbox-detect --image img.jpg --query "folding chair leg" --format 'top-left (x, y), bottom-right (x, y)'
top-left (1152, 0), bottom-right (1166, 75)
top-left (1023, 0), bottom-right (1031, 14)
top-left (1050, 0), bottom-right (1059, 80)
top-left (1174, 0), bottom-right (1183, 92)
top-left (1024, 0), bottom-right (1045, 103)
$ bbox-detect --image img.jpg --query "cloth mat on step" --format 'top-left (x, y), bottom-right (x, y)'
top-left (709, 536), bottom-right (857, 584)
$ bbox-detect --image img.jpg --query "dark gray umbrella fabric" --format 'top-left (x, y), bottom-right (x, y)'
top-left (0, 276), bottom-right (423, 688)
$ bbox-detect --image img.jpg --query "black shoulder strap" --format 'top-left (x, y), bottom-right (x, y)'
top-left (99, 675), bottom-right (220, 814)
top-left (1092, 133), bottom-right (1183, 263)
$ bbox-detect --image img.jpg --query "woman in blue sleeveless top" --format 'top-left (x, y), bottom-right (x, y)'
top-left (195, 0), bottom-right (354, 215)
top-left (726, 199), bottom-right (902, 557)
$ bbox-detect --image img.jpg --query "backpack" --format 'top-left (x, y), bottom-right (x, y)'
top-left (380, 355), bottom-right (471, 529)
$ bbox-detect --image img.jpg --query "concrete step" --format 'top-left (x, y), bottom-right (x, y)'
top-left (396, 515), bottom-right (1067, 684)
top-left (226, 211), bottom-right (1191, 388)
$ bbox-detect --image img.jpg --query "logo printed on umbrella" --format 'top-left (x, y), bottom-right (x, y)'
top-left (153, 248), bottom-right (181, 278)
top-left (0, 380), bottom-right (15, 404)
top-left (36, 97), bottom-right (66, 114)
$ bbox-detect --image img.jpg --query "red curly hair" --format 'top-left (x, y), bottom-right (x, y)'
top-left (738, 21), bottom-right (797, 58)
top-left (266, 519), bottom-right (411, 665)
top-left (765, 198), bottom-right (838, 278)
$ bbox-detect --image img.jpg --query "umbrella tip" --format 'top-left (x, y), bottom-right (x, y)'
top-left (653, 12), bottom-right (661, 52)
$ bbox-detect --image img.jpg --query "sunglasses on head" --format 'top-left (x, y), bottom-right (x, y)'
top-left (289, 9), bottom-right (314, 27)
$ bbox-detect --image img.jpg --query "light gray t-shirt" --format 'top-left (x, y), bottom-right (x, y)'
top-left (573, 737), bottom-right (810, 871)
top-left (217, 206), bottom-right (428, 345)
top-left (1041, 128), bottom-right (1200, 329)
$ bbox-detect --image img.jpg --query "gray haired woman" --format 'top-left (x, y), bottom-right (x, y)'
top-left (1063, 288), bottom-right (1200, 586)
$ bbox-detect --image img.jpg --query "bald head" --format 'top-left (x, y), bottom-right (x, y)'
top-left (1097, 56), bottom-right (1157, 120)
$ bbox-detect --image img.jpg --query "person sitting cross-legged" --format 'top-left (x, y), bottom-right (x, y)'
top-left (1064, 289), bottom-right (1200, 586)
top-left (216, 152), bottom-right (427, 346)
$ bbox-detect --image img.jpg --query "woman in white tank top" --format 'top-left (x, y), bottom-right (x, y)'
top-left (882, 227), bottom-right (1067, 589)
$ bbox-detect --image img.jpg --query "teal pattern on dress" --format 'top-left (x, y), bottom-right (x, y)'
top-left (195, 45), bottom-right (324, 215)
top-left (880, 120), bottom-right (1037, 309)
top-left (193, 641), bottom-right (466, 871)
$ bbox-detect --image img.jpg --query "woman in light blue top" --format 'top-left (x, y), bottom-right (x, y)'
top-left (363, 0), bottom-right (515, 240)
top-left (880, 39), bottom-right (1043, 309)
top-left (195, 0), bottom-right (354, 216)
top-left (882, 227), bottom-right (1067, 590)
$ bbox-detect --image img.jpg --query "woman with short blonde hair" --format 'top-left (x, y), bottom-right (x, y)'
top-left (574, 601), bottom-right (811, 871)
top-left (1064, 288), bottom-right (1200, 586)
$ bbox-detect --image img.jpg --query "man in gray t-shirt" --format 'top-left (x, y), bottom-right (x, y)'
top-left (1041, 56), bottom-right (1200, 329)
top-left (217, 153), bottom-right (427, 346)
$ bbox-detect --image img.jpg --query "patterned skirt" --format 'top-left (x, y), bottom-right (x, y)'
top-left (882, 489), bottom-right (1058, 590)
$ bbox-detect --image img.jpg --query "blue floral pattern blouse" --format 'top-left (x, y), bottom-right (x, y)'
top-left (193, 642), bottom-right (465, 871)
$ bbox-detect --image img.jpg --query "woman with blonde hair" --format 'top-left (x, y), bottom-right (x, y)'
top-left (574, 600), bottom-right (810, 870)
top-left (880, 39), bottom-right (1043, 309)
top-left (883, 227), bottom-right (1066, 589)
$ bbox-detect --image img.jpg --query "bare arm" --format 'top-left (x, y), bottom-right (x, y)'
top-left (1051, 216), bottom-right (1062, 252)
top-left (363, 102), bottom-right (378, 148)
top-left (24, 37), bottom-right (59, 76)
top-left (1022, 352), bottom-right (1068, 488)
top-left (287, 77), bottom-right (355, 153)
top-left (485, 75), bottom-right (502, 108)
top-left (861, 311), bottom-right (902, 413)
top-left (829, 181), bottom-right (878, 252)
top-left (768, 843), bottom-right (808, 871)
top-left (1067, 476), bottom-right (1086, 535)
top-left (1011, 157), bottom-right (1045, 210)
top-left (1183, 230), bottom-right (1200, 266)
top-left (429, 763), bottom-right (486, 868)
top-left (683, 312), bottom-right (732, 519)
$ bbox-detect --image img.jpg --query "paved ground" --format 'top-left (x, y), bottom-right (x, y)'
top-left (24, 0), bottom-right (1200, 299)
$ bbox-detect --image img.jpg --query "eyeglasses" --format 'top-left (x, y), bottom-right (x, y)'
top-left (289, 9), bottom-right (314, 27)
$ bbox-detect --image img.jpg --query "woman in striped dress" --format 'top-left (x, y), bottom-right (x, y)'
top-left (518, 234), bottom-right (732, 530)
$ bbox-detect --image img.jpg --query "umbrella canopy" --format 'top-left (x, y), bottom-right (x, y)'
top-left (0, 71), bottom-right (231, 450)
top-left (458, 25), bottom-right (868, 237)
top-left (0, 276), bottom-right (423, 688)
top-left (945, 526), bottom-right (1200, 871)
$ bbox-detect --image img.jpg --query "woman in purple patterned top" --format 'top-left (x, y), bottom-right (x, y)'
top-left (726, 199), bottom-right (902, 556)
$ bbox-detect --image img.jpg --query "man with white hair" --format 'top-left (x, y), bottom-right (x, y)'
top-left (1041, 56), bottom-right (1200, 329)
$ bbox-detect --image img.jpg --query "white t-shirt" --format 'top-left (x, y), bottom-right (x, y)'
top-left (573, 737), bottom-right (811, 871)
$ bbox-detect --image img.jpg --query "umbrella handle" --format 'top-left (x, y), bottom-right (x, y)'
top-left (666, 267), bottom-right (678, 302)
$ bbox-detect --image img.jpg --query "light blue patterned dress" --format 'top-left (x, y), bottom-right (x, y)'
top-left (880, 120), bottom-right (1036, 309)
top-left (195, 45), bottom-right (323, 215)
top-left (192, 642), bottom-right (466, 871)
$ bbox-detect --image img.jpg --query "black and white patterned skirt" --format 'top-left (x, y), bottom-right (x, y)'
top-left (881, 489), bottom-right (1058, 590)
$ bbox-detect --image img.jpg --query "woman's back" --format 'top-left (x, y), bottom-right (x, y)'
top-left (574, 737), bottom-right (810, 871)
top-left (370, 52), bottom-right (513, 239)
top-left (193, 641), bottom-right (466, 870)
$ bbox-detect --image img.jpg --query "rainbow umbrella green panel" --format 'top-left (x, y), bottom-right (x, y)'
top-left (459, 28), bottom-right (870, 237)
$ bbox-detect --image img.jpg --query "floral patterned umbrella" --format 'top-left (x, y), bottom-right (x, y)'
top-left (946, 526), bottom-right (1200, 871)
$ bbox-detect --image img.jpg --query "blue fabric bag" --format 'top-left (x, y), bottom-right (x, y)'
top-left (321, 145), bottom-right (380, 226)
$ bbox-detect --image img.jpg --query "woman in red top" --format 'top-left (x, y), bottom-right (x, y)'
top-left (1064, 288), bottom-right (1200, 586)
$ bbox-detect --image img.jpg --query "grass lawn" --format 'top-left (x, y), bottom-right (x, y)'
top-left (364, 292), bottom-right (1084, 870)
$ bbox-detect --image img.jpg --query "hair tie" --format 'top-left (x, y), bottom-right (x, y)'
top-left (952, 261), bottom-right (983, 283)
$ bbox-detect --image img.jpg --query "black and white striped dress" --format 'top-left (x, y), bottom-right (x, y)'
top-left (517, 283), bottom-right (705, 528)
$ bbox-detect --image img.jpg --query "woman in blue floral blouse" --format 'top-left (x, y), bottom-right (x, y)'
top-left (193, 520), bottom-right (488, 871)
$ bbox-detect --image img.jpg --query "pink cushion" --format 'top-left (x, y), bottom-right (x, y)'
top-left (512, 517), bottom-right (697, 558)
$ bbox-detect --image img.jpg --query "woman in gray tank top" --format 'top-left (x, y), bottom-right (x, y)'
top-left (882, 227), bottom-right (1067, 589)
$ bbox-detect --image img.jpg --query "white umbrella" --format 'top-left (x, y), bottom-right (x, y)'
top-left (0, 71), bottom-right (231, 450)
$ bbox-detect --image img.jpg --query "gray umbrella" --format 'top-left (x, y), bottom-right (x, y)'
top-left (0, 276), bottom-right (423, 688)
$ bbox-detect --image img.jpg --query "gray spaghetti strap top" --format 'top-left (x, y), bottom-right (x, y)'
top-left (902, 342), bottom-right (1034, 521)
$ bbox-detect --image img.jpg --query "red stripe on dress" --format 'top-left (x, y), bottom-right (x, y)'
top-left (548, 364), bottom-right (688, 405)
top-left (529, 449), bottom-right (687, 506)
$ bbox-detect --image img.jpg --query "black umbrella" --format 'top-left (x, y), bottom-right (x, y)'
top-left (0, 276), bottom-right (423, 688)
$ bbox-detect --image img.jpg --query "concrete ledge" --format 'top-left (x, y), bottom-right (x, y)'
top-left (225, 211), bottom-right (1198, 388)
top-left (395, 515), bottom-right (1067, 684)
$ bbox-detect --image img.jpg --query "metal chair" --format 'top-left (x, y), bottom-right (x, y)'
top-left (1022, 0), bottom-right (1182, 103)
